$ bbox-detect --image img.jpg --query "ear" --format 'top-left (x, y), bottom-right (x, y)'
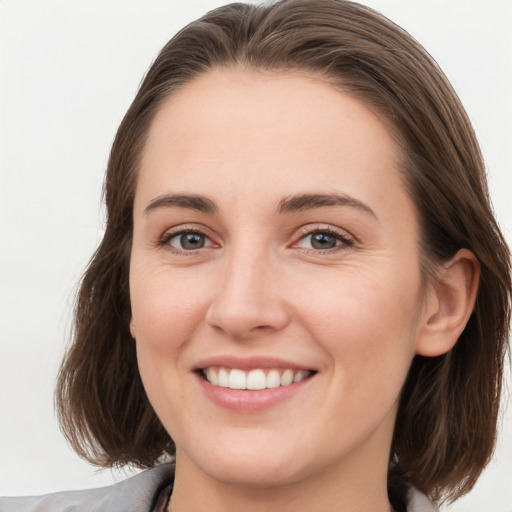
top-left (129, 317), bottom-right (137, 340)
top-left (416, 249), bottom-right (480, 357)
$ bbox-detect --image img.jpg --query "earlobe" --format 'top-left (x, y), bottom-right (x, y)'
top-left (129, 317), bottom-right (137, 340)
top-left (416, 249), bottom-right (480, 357)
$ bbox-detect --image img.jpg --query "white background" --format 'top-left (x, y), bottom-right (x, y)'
top-left (0, 1), bottom-right (511, 510)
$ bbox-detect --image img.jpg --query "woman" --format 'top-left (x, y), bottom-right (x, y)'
top-left (1, 1), bottom-right (510, 511)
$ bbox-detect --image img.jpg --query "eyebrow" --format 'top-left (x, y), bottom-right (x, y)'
top-left (144, 192), bottom-right (376, 218)
top-left (144, 193), bottom-right (218, 214)
top-left (277, 193), bottom-right (376, 217)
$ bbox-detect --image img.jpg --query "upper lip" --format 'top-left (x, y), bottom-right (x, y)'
top-left (193, 355), bottom-right (316, 372)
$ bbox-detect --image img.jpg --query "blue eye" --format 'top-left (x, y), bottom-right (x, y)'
top-left (309, 232), bottom-right (339, 250)
top-left (296, 230), bottom-right (351, 251)
top-left (166, 231), bottom-right (212, 251)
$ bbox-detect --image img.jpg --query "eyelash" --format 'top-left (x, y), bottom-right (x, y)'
top-left (292, 226), bottom-right (354, 254)
top-left (158, 227), bottom-right (215, 255)
top-left (158, 225), bottom-right (354, 255)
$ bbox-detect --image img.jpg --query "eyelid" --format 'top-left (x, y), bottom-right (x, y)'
top-left (158, 224), bottom-right (219, 252)
top-left (291, 224), bottom-right (355, 251)
top-left (295, 223), bottom-right (354, 240)
top-left (156, 223), bottom-right (355, 254)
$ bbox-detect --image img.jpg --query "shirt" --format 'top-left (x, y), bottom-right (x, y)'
top-left (0, 464), bottom-right (438, 512)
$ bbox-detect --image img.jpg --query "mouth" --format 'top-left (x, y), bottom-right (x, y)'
top-left (194, 358), bottom-right (317, 411)
top-left (200, 367), bottom-right (315, 390)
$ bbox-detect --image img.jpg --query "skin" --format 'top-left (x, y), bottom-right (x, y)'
top-left (129, 69), bottom-right (479, 512)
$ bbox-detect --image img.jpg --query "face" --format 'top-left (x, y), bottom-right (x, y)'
top-left (129, 69), bottom-right (430, 490)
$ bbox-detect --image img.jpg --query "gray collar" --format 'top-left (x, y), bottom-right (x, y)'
top-left (0, 465), bottom-right (439, 512)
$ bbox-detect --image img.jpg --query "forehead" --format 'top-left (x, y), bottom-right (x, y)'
top-left (136, 68), bottom-right (411, 223)
top-left (144, 68), bottom-right (399, 158)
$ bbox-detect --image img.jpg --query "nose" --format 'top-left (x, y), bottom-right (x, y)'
top-left (205, 248), bottom-right (290, 340)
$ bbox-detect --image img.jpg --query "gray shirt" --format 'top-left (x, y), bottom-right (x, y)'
top-left (0, 464), bottom-right (438, 512)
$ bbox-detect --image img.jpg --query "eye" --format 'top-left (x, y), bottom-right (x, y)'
top-left (163, 230), bottom-right (213, 251)
top-left (295, 228), bottom-right (353, 251)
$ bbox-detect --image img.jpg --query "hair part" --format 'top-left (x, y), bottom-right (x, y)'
top-left (56, 0), bottom-right (511, 504)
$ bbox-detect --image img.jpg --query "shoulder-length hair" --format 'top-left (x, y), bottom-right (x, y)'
top-left (56, 0), bottom-right (511, 504)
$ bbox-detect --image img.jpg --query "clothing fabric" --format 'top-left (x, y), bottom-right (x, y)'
top-left (0, 465), bottom-right (171, 512)
top-left (0, 464), bottom-right (438, 512)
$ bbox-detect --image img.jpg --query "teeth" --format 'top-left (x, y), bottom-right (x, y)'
top-left (266, 369), bottom-right (281, 388)
top-left (218, 368), bottom-right (229, 387)
top-left (293, 370), bottom-right (309, 383)
top-left (280, 369), bottom-right (294, 386)
top-left (206, 367), bottom-right (218, 386)
top-left (228, 369), bottom-right (246, 390)
top-left (247, 369), bottom-right (266, 390)
top-left (203, 367), bottom-right (312, 390)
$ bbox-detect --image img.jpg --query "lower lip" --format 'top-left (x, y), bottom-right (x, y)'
top-left (195, 372), bottom-right (314, 412)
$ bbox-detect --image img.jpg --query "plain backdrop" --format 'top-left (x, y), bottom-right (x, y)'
top-left (0, 1), bottom-right (511, 510)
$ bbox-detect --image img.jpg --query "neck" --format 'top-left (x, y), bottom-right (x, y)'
top-left (168, 445), bottom-right (393, 512)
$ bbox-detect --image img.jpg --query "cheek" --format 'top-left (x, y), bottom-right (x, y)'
top-left (129, 269), bottom-right (214, 430)
top-left (130, 269), bottom-right (212, 430)
top-left (130, 266), bottom-right (210, 355)
top-left (293, 264), bottom-right (422, 378)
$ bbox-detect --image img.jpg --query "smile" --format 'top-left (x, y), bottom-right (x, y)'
top-left (202, 367), bottom-right (313, 390)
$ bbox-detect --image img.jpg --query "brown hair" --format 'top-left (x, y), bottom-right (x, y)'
top-left (56, 0), bottom-right (511, 504)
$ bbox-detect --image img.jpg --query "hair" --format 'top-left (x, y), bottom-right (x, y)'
top-left (56, 0), bottom-right (511, 505)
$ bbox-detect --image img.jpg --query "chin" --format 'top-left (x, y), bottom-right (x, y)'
top-left (203, 456), bottom-right (306, 489)
top-left (178, 433), bottom-right (312, 489)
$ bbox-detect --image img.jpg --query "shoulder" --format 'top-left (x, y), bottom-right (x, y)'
top-left (406, 486), bottom-right (439, 512)
top-left (0, 467), bottom-right (438, 512)
top-left (0, 464), bottom-right (173, 512)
